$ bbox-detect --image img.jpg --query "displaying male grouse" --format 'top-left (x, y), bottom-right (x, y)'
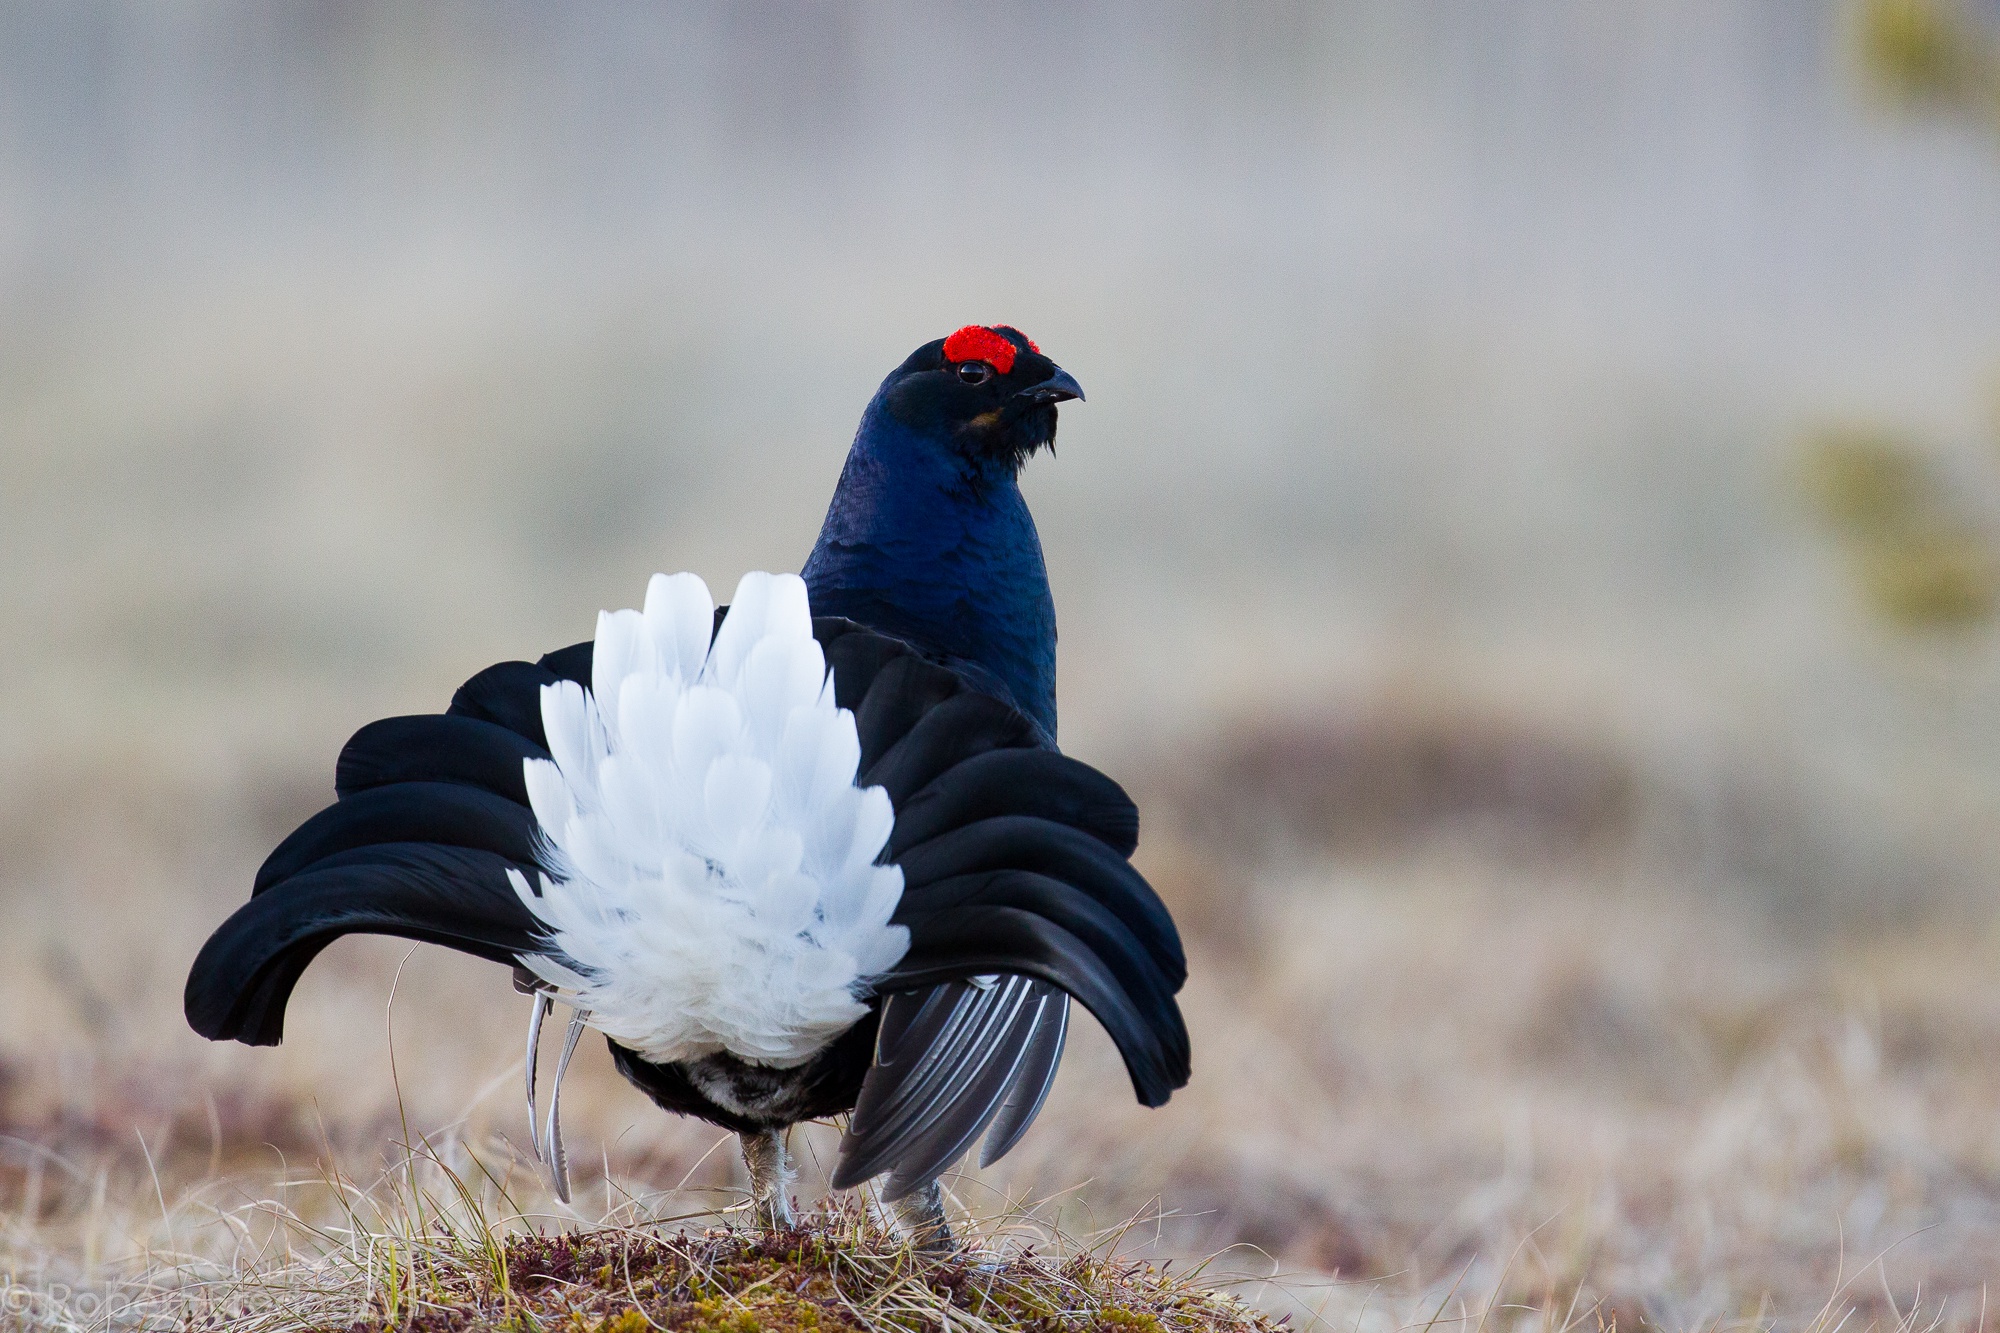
top-left (184, 325), bottom-right (1190, 1248)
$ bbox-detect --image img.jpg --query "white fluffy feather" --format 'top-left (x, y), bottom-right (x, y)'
top-left (509, 571), bottom-right (909, 1069)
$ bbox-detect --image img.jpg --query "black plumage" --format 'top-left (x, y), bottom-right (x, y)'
top-left (185, 326), bottom-right (1189, 1243)
top-left (185, 615), bottom-right (1188, 1201)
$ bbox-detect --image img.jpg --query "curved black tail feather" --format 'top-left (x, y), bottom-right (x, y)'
top-left (187, 844), bottom-right (544, 1045)
top-left (253, 782), bottom-right (540, 895)
top-left (185, 611), bottom-right (1189, 1189)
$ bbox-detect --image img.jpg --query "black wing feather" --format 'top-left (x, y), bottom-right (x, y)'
top-left (831, 976), bottom-right (1050, 1197)
top-left (876, 905), bottom-right (1187, 1107)
top-left (880, 983), bottom-right (1063, 1200)
top-left (979, 992), bottom-right (1068, 1167)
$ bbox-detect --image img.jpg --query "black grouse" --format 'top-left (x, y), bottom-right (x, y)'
top-left (184, 325), bottom-right (1191, 1247)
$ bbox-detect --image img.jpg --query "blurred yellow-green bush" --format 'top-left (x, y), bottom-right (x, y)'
top-left (1797, 427), bottom-right (1999, 629)
top-left (1808, 4), bottom-right (2000, 630)
top-left (1857, 0), bottom-right (2000, 115)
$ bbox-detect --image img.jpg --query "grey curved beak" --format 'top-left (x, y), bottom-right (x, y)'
top-left (1017, 368), bottom-right (1084, 404)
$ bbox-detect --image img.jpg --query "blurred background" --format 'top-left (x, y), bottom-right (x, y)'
top-left (8, 0), bottom-right (2000, 1324)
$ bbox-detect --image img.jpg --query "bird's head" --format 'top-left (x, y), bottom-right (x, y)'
top-left (874, 325), bottom-right (1083, 475)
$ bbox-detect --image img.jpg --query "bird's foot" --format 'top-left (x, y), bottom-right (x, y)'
top-left (893, 1180), bottom-right (954, 1256)
top-left (755, 1193), bottom-right (797, 1231)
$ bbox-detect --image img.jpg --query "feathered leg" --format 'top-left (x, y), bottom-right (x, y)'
top-left (740, 1129), bottom-right (795, 1230)
top-left (892, 1180), bottom-right (953, 1254)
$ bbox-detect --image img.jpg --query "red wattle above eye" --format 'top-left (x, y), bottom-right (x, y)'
top-left (943, 326), bottom-right (1019, 376)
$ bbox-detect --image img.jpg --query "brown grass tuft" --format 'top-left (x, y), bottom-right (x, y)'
top-left (325, 1208), bottom-right (1284, 1333)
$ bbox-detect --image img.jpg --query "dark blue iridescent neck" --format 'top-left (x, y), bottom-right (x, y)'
top-left (801, 399), bottom-right (1057, 742)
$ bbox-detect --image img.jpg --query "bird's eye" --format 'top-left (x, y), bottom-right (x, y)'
top-left (955, 361), bottom-right (993, 385)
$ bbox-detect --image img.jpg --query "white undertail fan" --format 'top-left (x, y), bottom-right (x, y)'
top-left (187, 572), bottom-right (1189, 1204)
top-left (509, 572), bottom-right (911, 1185)
top-left (515, 572), bottom-right (909, 1061)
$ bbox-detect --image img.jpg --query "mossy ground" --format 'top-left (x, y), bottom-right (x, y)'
top-left (325, 1209), bottom-right (1278, 1333)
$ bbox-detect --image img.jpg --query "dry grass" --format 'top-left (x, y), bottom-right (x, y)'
top-left (0, 1120), bottom-right (1294, 1332)
top-left (0, 675), bottom-right (1994, 1329)
top-left (9, 10), bottom-right (2000, 1320)
top-left (215, 1199), bottom-right (1287, 1333)
top-left (1, 820), bottom-right (1998, 1328)
top-left (4, 703), bottom-right (2000, 1326)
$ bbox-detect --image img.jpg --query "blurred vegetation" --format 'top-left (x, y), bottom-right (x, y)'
top-left (1797, 426), bottom-right (1998, 629)
top-left (1799, 1), bottom-right (2000, 631)
top-left (1858, 0), bottom-right (2000, 118)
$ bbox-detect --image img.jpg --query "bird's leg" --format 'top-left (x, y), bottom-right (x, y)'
top-left (740, 1129), bottom-right (795, 1230)
top-left (893, 1180), bottom-right (954, 1255)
